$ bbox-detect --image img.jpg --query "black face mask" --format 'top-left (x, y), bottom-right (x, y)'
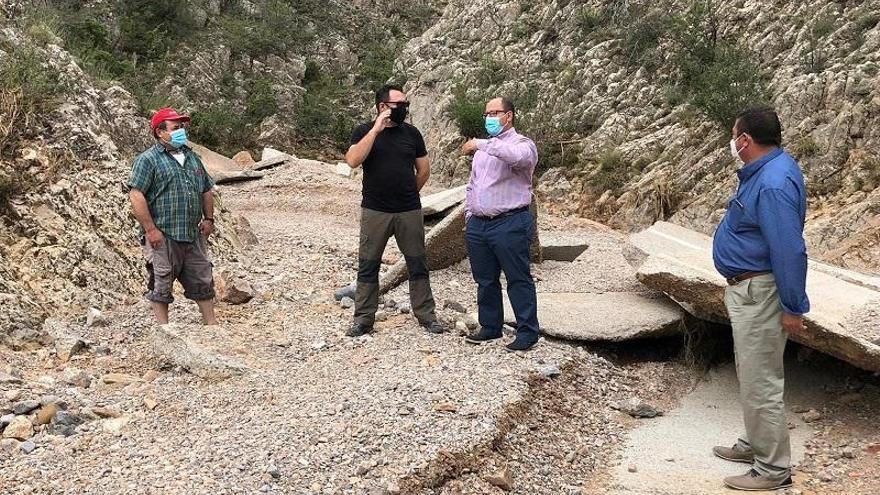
top-left (389, 105), bottom-right (408, 125)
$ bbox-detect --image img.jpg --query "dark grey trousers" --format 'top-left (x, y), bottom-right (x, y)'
top-left (354, 207), bottom-right (436, 326)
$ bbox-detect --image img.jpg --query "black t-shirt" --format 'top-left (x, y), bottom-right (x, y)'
top-left (350, 122), bottom-right (427, 213)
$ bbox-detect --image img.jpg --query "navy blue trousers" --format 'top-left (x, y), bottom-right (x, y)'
top-left (465, 210), bottom-right (539, 337)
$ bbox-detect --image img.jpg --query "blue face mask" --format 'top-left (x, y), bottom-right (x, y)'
top-left (169, 128), bottom-right (188, 149)
top-left (485, 117), bottom-right (504, 137)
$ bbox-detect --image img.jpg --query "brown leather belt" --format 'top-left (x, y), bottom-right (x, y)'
top-left (727, 271), bottom-right (771, 286)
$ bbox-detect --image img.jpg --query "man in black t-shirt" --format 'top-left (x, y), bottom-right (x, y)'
top-left (344, 84), bottom-right (446, 337)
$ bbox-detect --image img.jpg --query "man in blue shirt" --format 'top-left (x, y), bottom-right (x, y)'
top-left (711, 107), bottom-right (809, 491)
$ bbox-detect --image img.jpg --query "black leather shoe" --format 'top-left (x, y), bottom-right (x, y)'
top-left (421, 320), bottom-right (448, 334)
top-left (465, 327), bottom-right (503, 344)
top-left (345, 323), bottom-right (373, 337)
top-left (505, 333), bottom-right (539, 351)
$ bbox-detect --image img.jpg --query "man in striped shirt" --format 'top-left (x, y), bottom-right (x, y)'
top-left (460, 97), bottom-right (540, 351)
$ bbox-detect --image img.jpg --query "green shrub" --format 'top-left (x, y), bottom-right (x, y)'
top-left (619, 8), bottom-right (670, 69)
top-left (811, 12), bottom-right (838, 39)
top-left (117, 0), bottom-right (196, 63)
top-left (294, 63), bottom-right (355, 152)
top-left (665, 1), bottom-right (769, 128)
top-left (474, 57), bottom-right (508, 87)
top-left (682, 43), bottom-right (770, 128)
top-left (189, 103), bottom-right (252, 156)
top-left (791, 136), bottom-right (819, 158)
top-left (0, 46), bottom-right (62, 111)
top-left (535, 139), bottom-right (581, 174)
top-left (857, 12), bottom-right (880, 31)
top-left (245, 77), bottom-right (278, 123)
top-left (447, 89), bottom-right (487, 139)
top-left (591, 149), bottom-right (632, 193)
top-left (358, 40), bottom-right (398, 86)
top-left (578, 7), bottom-right (607, 34)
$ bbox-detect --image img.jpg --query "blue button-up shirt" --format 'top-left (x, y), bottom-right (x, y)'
top-left (712, 148), bottom-right (810, 315)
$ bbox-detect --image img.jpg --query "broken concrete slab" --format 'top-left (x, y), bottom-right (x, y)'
top-left (421, 185), bottom-right (467, 216)
top-left (380, 203), bottom-right (468, 294)
top-left (147, 324), bottom-right (248, 380)
top-left (540, 235), bottom-right (589, 262)
top-left (249, 154), bottom-right (289, 171)
top-left (189, 142), bottom-right (265, 184)
top-left (625, 221), bottom-right (880, 372)
top-left (260, 147), bottom-right (293, 161)
top-left (503, 292), bottom-right (682, 341)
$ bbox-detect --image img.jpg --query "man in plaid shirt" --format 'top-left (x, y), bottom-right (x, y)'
top-left (128, 107), bottom-right (218, 325)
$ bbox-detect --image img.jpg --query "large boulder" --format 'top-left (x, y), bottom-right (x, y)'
top-left (503, 292), bottom-right (682, 341)
top-left (147, 324), bottom-right (248, 380)
top-left (625, 222), bottom-right (880, 371)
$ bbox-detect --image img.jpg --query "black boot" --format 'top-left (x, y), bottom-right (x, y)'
top-left (465, 327), bottom-right (503, 344)
top-left (420, 320), bottom-right (448, 334)
top-left (505, 332), bottom-right (539, 351)
top-left (346, 322), bottom-right (373, 337)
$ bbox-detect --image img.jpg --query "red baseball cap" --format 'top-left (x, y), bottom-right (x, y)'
top-left (150, 107), bottom-right (191, 134)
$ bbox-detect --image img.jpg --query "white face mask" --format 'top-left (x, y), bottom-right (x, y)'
top-left (729, 137), bottom-right (745, 166)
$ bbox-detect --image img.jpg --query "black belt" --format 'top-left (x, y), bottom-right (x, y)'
top-left (472, 206), bottom-right (529, 221)
top-left (726, 271), bottom-right (771, 285)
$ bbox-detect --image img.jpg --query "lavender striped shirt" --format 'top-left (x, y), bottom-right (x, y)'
top-left (465, 127), bottom-right (538, 218)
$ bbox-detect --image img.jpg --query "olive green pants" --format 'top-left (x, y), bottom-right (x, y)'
top-left (354, 207), bottom-right (436, 327)
top-left (725, 273), bottom-right (791, 481)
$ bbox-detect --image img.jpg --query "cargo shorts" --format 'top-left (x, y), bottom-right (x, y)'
top-left (143, 235), bottom-right (216, 304)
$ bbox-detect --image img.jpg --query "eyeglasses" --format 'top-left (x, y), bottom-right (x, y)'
top-left (483, 110), bottom-right (510, 117)
top-left (382, 101), bottom-right (410, 108)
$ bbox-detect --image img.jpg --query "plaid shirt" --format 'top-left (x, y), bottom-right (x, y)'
top-left (128, 143), bottom-right (215, 242)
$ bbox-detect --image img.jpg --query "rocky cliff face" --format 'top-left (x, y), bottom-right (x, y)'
top-left (0, 26), bottom-right (242, 346)
top-left (401, 0), bottom-right (880, 274)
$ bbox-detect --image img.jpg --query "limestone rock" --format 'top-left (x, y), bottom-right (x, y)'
top-left (12, 400), bottom-right (39, 415)
top-left (335, 162), bottom-right (352, 177)
top-left (0, 438), bottom-right (20, 454)
top-left (260, 147), bottom-right (293, 162)
top-left (147, 324), bottom-right (248, 380)
top-left (334, 282), bottom-right (356, 301)
top-left (44, 319), bottom-right (86, 363)
top-left (612, 397), bottom-right (662, 418)
top-left (216, 269), bottom-right (255, 305)
top-left (484, 468), bottom-right (514, 491)
top-left (49, 411), bottom-right (84, 437)
top-left (61, 367), bottom-right (93, 388)
top-left (232, 215), bottom-right (259, 247)
top-left (232, 150), bottom-right (256, 167)
top-left (2, 416), bottom-right (33, 440)
top-left (85, 307), bottom-right (107, 328)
